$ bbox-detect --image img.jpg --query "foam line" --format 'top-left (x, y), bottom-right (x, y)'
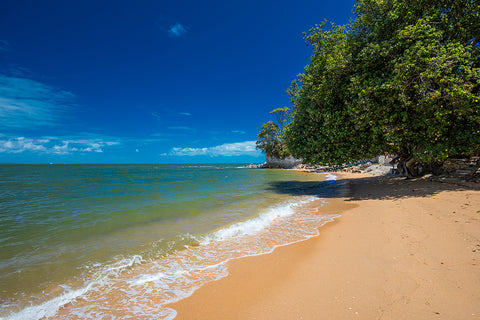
top-left (200, 198), bottom-right (314, 244)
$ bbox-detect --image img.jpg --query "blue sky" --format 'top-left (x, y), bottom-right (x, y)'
top-left (0, 0), bottom-right (355, 163)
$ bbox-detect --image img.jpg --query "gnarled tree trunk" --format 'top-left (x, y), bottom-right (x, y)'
top-left (393, 154), bottom-right (416, 178)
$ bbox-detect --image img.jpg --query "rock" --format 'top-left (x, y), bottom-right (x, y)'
top-left (361, 164), bottom-right (393, 175)
top-left (266, 155), bottom-right (302, 169)
top-left (244, 163), bottom-right (268, 169)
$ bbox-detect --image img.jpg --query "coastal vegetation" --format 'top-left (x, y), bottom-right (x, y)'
top-left (258, 0), bottom-right (480, 177)
top-left (256, 107), bottom-right (292, 159)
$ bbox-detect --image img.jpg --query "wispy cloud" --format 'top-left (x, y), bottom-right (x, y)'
top-left (0, 136), bottom-right (48, 153)
top-left (168, 23), bottom-right (189, 37)
top-left (165, 141), bottom-right (261, 157)
top-left (151, 112), bottom-right (162, 120)
top-left (7, 66), bottom-right (34, 78)
top-left (150, 132), bottom-right (174, 138)
top-left (0, 75), bottom-right (74, 129)
top-left (167, 126), bottom-right (194, 131)
top-left (179, 112), bottom-right (191, 116)
top-left (0, 40), bottom-right (10, 52)
top-left (0, 135), bottom-right (120, 155)
top-left (232, 130), bottom-right (246, 134)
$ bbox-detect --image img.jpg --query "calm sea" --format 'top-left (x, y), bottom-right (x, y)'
top-left (0, 164), bottom-right (338, 319)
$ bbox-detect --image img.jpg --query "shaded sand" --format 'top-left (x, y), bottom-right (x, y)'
top-left (169, 173), bottom-right (480, 319)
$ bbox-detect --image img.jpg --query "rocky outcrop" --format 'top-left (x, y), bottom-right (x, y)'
top-left (244, 155), bottom-right (302, 169)
top-left (342, 162), bottom-right (394, 175)
top-left (244, 162), bottom-right (269, 169)
top-left (265, 155), bottom-right (302, 168)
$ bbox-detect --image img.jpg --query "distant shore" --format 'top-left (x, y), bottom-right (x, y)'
top-left (169, 172), bottom-right (480, 319)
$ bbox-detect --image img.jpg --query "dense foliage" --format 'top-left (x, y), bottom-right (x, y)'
top-left (284, 0), bottom-right (480, 175)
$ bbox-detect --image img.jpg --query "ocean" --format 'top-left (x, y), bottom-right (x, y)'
top-left (0, 164), bottom-right (339, 319)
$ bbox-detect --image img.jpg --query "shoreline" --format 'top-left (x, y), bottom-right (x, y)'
top-left (26, 169), bottom-right (337, 319)
top-left (168, 172), bottom-right (480, 319)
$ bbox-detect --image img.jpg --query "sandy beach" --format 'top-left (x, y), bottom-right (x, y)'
top-left (169, 172), bottom-right (480, 319)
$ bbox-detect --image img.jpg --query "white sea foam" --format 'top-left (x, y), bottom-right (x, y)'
top-left (1, 255), bottom-right (146, 320)
top-left (2, 283), bottom-right (93, 320)
top-left (133, 272), bottom-right (167, 285)
top-left (325, 172), bottom-right (337, 181)
top-left (200, 198), bottom-right (314, 244)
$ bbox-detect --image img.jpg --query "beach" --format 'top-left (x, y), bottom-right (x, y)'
top-left (169, 172), bottom-right (480, 319)
top-left (3, 167), bottom-right (480, 319)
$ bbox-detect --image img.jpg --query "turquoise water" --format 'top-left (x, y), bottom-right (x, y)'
top-left (0, 164), bottom-right (337, 319)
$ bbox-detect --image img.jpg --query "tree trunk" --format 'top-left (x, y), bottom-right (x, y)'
top-left (396, 155), bottom-right (416, 178)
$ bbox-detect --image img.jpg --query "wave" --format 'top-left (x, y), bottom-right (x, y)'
top-left (200, 198), bottom-right (314, 243)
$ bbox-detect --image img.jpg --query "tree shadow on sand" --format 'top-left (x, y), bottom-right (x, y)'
top-left (268, 174), bottom-right (479, 201)
top-left (267, 179), bottom-right (344, 198)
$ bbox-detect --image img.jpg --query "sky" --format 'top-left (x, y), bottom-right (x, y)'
top-left (0, 0), bottom-right (356, 163)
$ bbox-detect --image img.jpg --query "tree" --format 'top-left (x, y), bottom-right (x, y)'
top-left (270, 107), bottom-right (291, 132)
top-left (285, 0), bottom-right (480, 176)
top-left (256, 107), bottom-right (292, 159)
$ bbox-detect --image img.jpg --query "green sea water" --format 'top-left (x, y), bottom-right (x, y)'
top-left (0, 164), bottom-right (337, 319)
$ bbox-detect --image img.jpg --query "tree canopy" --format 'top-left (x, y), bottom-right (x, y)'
top-left (256, 107), bottom-right (292, 159)
top-left (284, 0), bottom-right (480, 175)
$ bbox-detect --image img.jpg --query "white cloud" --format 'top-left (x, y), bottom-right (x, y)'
top-left (232, 130), bottom-right (246, 134)
top-left (0, 135), bottom-right (120, 155)
top-left (168, 23), bottom-right (189, 37)
top-left (179, 112), bottom-right (191, 116)
top-left (166, 141), bottom-right (261, 157)
top-left (0, 137), bottom-right (48, 153)
top-left (0, 75), bottom-right (74, 128)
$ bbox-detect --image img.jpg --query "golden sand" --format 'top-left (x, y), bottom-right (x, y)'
top-left (169, 173), bottom-right (480, 319)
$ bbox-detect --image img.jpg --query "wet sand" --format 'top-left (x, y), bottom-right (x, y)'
top-left (169, 173), bottom-right (480, 319)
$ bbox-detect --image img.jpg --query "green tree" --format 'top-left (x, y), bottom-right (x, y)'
top-left (270, 107), bottom-right (292, 131)
top-left (256, 107), bottom-right (292, 159)
top-left (285, 0), bottom-right (480, 176)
